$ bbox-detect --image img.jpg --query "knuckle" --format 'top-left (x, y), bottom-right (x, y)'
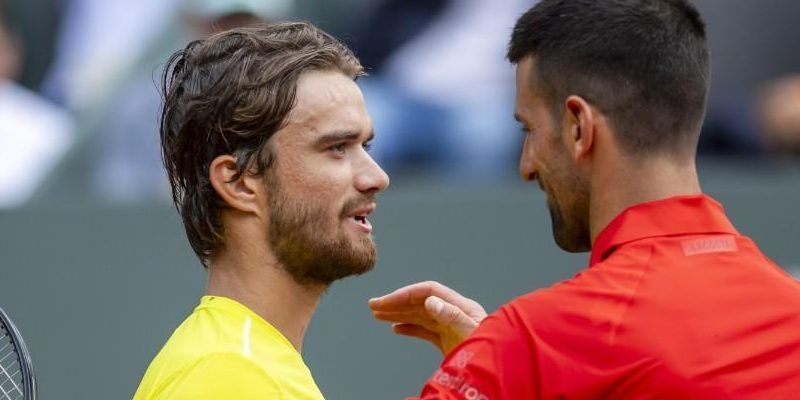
top-left (422, 280), bottom-right (441, 288)
top-left (445, 305), bottom-right (461, 323)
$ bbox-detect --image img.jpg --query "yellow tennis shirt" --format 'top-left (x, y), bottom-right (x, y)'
top-left (133, 296), bottom-right (325, 400)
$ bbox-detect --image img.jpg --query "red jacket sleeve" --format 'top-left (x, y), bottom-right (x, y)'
top-left (407, 306), bottom-right (543, 400)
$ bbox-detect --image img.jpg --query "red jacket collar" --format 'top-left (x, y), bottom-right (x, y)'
top-left (589, 195), bottom-right (739, 266)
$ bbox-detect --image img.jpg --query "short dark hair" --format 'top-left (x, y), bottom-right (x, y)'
top-left (160, 22), bottom-right (363, 266)
top-left (508, 0), bottom-right (710, 158)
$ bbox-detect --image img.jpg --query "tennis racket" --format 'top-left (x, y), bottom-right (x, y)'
top-left (0, 306), bottom-right (36, 400)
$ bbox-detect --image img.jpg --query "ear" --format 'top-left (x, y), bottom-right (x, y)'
top-left (564, 95), bottom-right (596, 162)
top-left (209, 155), bottom-right (266, 216)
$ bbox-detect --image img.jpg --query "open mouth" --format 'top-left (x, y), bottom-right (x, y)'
top-left (346, 204), bottom-right (375, 233)
top-left (350, 214), bottom-right (373, 233)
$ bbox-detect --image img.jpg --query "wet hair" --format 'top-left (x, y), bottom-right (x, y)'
top-left (160, 22), bottom-right (363, 266)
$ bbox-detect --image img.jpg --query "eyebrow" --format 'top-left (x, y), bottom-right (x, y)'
top-left (313, 130), bottom-right (375, 147)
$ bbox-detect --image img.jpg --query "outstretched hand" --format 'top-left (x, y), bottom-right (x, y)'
top-left (368, 281), bottom-right (487, 355)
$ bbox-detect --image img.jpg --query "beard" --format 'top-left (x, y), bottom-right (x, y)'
top-left (267, 178), bottom-right (377, 287)
top-left (545, 170), bottom-right (592, 253)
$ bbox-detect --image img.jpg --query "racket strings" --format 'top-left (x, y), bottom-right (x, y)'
top-left (0, 324), bottom-right (23, 399)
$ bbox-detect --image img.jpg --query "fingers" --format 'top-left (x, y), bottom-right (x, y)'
top-left (392, 323), bottom-right (442, 349)
top-left (369, 281), bottom-right (464, 312)
top-left (372, 309), bottom-right (441, 332)
top-left (368, 281), bottom-right (436, 310)
top-left (372, 296), bottom-right (481, 337)
top-left (371, 293), bottom-right (479, 356)
top-left (424, 296), bottom-right (480, 337)
top-left (369, 280), bottom-right (487, 330)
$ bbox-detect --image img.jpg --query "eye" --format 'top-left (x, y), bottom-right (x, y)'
top-left (362, 141), bottom-right (373, 152)
top-left (520, 124), bottom-right (536, 136)
top-left (329, 143), bottom-right (347, 155)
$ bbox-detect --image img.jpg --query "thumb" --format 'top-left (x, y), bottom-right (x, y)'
top-left (424, 296), bottom-right (474, 334)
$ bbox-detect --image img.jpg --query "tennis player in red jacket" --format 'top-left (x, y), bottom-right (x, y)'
top-left (370, 1), bottom-right (800, 398)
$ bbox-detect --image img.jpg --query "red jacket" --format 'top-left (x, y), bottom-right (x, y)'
top-left (412, 195), bottom-right (800, 399)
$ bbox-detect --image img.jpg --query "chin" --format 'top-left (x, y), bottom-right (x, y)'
top-left (550, 214), bottom-right (591, 253)
top-left (554, 237), bottom-right (591, 253)
top-left (552, 222), bottom-right (592, 252)
top-left (323, 242), bottom-right (377, 283)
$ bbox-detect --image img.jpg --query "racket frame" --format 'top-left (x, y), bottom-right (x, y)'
top-left (0, 307), bottom-right (36, 400)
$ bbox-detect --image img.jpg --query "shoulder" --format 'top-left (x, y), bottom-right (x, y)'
top-left (474, 261), bottom-right (647, 346)
top-left (420, 271), bottom-right (645, 398)
top-left (157, 352), bottom-right (284, 400)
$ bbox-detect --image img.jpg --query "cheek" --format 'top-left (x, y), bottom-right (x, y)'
top-left (540, 143), bottom-right (575, 192)
top-left (553, 158), bottom-right (589, 208)
top-left (276, 149), bottom-right (361, 208)
top-left (280, 153), bottom-right (350, 191)
top-left (519, 135), bottom-right (542, 175)
top-left (290, 171), bottom-right (351, 218)
top-left (534, 139), bottom-right (557, 176)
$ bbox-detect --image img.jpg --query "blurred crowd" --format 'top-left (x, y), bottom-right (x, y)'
top-left (0, 0), bottom-right (799, 207)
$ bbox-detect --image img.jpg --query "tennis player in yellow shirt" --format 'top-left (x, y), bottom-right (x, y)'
top-left (133, 21), bottom-right (389, 399)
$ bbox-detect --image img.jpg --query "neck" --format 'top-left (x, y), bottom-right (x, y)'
top-left (590, 153), bottom-right (701, 245)
top-left (207, 241), bottom-right (326, 352)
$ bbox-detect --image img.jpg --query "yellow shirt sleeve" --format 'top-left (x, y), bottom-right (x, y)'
top-left (156, 352), bottom-right (285, 400)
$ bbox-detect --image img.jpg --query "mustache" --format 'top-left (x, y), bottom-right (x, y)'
top-left (341, 194), bottom-right (377, 216)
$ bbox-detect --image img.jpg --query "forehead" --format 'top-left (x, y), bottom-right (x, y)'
top-left (279, 70), bottom-right (370, 143)
top-left (514, 57), bottom-right (539, 121)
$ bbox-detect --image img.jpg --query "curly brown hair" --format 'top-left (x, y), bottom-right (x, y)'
top-left (160, 22), bottom-right (364, 267)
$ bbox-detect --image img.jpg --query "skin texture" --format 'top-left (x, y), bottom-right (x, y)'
top-left (369, 281), bottom-right (488, 355)
top-left (207, 70), bottom-right (390, 351)
top-left (370, 55), bottom-right (703, 355)
top-left (265, 70), bottom-right (387, 286)
top-left (514, 57), bottom-right (592, 253)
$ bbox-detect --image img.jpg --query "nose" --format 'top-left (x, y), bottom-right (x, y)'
top-left (355, 153), bottom-right (391, 194)
top-left (519, 135), bottom-right (538, 182)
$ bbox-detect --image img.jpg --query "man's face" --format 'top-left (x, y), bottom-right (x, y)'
top-left (266, 70), bottom-right (390, 286)
top-left (514, 57), bottom-right (591, 252)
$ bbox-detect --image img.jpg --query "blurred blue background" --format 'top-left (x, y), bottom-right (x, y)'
top-left (0, 0), bottom-right (799, 398)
